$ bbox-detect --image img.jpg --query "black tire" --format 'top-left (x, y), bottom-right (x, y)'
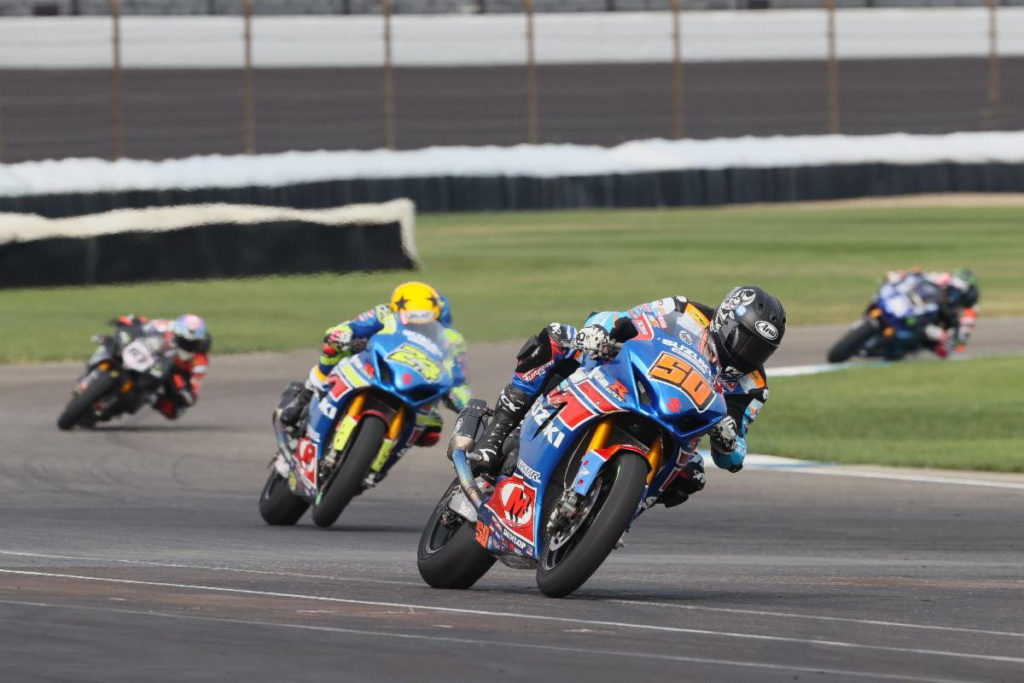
top-left (536, 453), bottom-right (648, 598)
top-left (417, 479), bottom-right (496, 589)
top-left (57, 372), bottom-right (118, 430)
top-left (311, 416), bottom-right (387, 528)
top-left (827, 319), bottom-right (878, 363)
top-left (258, 469), bottom-right (309, 526)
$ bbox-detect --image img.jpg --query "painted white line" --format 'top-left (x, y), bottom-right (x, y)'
top-left (610, 600), bottom-right (1024, 639)
top-left (0, 549), bottom-right (422, 588)
top-left (782, 467), bottom-right (1024, 490)
top-left (1, 568), bottom-right (1022, 666)
top-left (0, 598), bottom-right (980, 683)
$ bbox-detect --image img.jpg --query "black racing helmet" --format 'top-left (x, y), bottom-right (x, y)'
top-left (950, 268), bottom-right (979, 309)
top-left (710, 286), bottom-right (786, 377)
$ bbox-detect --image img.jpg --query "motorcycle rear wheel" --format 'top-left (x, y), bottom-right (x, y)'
top-left (417, 479), bottom-right (496, 589)
top-left (535, 453), bottom-right (647, 598)
top-left (258, 469), bottom-right (309, 526)
top-left (311, 416), bottom-right (387, 528)
top-left (57, 372), bottom-right (118, 430)
top-left (827, 318), bottom-right (878, 363)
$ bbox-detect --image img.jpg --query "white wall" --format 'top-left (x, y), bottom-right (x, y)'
top-left (0, 9), bottom-right (1022, 68)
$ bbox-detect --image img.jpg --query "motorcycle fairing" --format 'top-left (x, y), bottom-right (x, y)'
top-left (474, 317), bottom-right (727, 560)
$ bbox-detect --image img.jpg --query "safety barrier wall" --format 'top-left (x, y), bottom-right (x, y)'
top-left (0, 132), bottom-right (1020, 216)
top-left (0, 200), bottom-right (417, 287)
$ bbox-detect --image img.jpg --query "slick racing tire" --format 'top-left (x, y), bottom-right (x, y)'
top-left (311, 416), bottom-right (387, 528)
top-left (827, 318), bottom-right (878, 364)
top-left (536, 453), bottom-right (647, 598)
top-left (258, 469), bottom-right (309, 526)
top-left (417, 479), bottom-right (496, 590)
top-left (57, 372), bottom-right (118, 431)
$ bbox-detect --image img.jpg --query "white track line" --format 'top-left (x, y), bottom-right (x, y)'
top-left (609, 600), bottom-right (1024, 639)
top-left (780, 467), bottom-right (1024, 490)
top-left (5, 549), bottom-right (1018, 640)
top-left (0, 599), bottom-right (970, 683)
top-left (0, 549), bottom-right (423, 587)
top-left (1, 568), bottom-right (1021, 667)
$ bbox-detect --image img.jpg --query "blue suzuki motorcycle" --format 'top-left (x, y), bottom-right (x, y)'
top-left (417, 311), bottom-right (727, 598)
top-left (259, 318), bottom-right (456, 528)
top-left (827, 279), bottom-right (941, 363)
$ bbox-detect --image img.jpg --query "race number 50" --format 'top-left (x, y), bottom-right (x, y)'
top-left (648, 352), bottom-right (714, 411)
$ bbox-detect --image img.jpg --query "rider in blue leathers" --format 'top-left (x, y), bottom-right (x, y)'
top-left (468, 287), bottom-right (786, 507)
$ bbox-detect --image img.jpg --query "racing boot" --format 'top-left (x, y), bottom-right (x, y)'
top-left (468, 384), bottom-right (533, 476)
top-left (279, 384), bottom-right (313, 431)
top-left (657, 457), bottom-right (707, 508)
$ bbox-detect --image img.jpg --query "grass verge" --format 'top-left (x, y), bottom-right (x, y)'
top-left (2, 204), bottom-right (1023, 362)
top-left (753, 356), bottom-right (1024, 472)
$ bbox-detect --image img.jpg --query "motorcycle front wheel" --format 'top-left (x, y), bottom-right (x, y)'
top-left (56, 371), bottom-right (118, 430)
top-left (827, 318), bottom-right (879, 363)
top-left (258, 469), bottom-right (309, 526)
top-left (417, 479), bottom-right (496, 589)
top-left (535, 452), bottom-right (647, 598)
top-left (311, 416), bottom-right (387, 528)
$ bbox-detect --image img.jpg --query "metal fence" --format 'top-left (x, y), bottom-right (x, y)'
top-left (0, 3), bottom-right (1019, 162)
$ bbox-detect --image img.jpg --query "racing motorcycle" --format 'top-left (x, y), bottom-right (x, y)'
top-left (827, 279), bottom-right (942, 363)
top-left (259, 318), bottom-right (456, 528)
top-left (56, 322), bottom-right (177, 430)
top-left (417, 311), bottom-right (727, 598)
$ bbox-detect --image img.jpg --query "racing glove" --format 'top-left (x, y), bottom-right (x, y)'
top-left (709, 417), bottom-right (744, 472)
top-left (573, 325), bottom-right (621, 361)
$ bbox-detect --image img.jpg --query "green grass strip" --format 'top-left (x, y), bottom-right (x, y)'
top-left (2, 204), bottom-right (1022, 362)
top-left (754, 356), bottom-right (1024, 472)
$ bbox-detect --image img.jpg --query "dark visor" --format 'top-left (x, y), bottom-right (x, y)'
top-left (725, 326), bottom-right (778, 371)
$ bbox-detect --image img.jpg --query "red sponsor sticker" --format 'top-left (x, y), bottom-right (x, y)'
top-left (474, 521), bottom-right (490, 548)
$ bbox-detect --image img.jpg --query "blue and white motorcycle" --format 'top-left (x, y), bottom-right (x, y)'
top-left (827, 279), bottom-right (942, 363)
top-left (260, 318), bottom-right (456, 528)
top-left (417, 310), bottom-right (728, 598)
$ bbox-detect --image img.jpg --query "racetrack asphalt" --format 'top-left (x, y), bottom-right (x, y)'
top-left (1, 319), bottom-right (1022, 682)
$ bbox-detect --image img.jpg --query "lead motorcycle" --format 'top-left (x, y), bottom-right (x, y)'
top-left (827, 279), bottom-right (942, 363)
top-left (57, 322), bottom-right (177, 430)
top-left (259, 318), bottom-right (457, 529)
top-left (417, 311), bottom-right (728, 598)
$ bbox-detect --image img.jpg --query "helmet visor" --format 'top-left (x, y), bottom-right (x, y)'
top-left (723, 325), bottom-right (778, 372)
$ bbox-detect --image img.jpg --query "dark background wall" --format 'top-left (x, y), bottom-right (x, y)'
top-left (1, 58), bottom-right (1021, 162)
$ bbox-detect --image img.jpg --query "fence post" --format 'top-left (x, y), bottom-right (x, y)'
top-left (382, 0), bottom-right (396, 149)
top-left (242, 0), bottom-right (255, 154)
top-left (824, 0), bottom-right (839, 134)
top-left (670, 0), bottom-right (684, 139)
top-left (523, 0), bottom-right (538, 144)
top-left (984, 0), bottom-right (1000, 130)
top-left (109, 0), bottom-right (124, 160)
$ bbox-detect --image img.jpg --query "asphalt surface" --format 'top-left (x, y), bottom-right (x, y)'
top-left (1, 319), bottom-right (1022, 682)
top-left (2, 58), bottom-right (1023, 161)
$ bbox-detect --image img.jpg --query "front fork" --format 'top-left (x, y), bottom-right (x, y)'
top-left (546, 418), bottom-right (662, 537)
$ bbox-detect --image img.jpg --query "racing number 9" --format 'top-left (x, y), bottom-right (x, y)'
top-left (648, 352), bottom-right (714, 411)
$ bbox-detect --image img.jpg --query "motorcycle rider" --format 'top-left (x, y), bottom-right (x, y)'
top-left (280, 281), bottom-right (471, 459)
top-left (881, 268), bottom-right (979, 357)
top-left (108, 313), bottom-right (211, 419)
top-left (466, 286), bottom-right (786, 508)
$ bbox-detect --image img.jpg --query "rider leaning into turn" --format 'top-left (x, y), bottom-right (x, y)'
top-left (110, 313), bottom-right (211, 420)
top-left (468, 286), bottom-right (786, 508)
top-left (281, 281), bottom-right (472, 452)
top-left (882, 267), bottom-right (980, 357)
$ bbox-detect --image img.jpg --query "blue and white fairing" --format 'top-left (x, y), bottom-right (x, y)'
top-left (472, 311), bottom-right (727, 560)
top-left (289, 320), bottom-right (457, 500)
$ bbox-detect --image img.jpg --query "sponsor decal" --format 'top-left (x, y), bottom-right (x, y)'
top-left (516, 459), bottom-right (542, 483)
top-left (657, 338), bottom-right (713, 377)
top-left (541, 421), bottom-right (566, 448)
top-left (486, 477), bottom-right (538, 544)
top-left (755, 320), bottom-right (779, 340)
top-left (474, 521), bottom-right (490, 547)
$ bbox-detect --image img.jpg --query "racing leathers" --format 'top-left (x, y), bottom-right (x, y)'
top-left (881, 270), bottom-right (978, 357)
top-left (282, 302), bottom-right (472, 459)
top-left (111, 315), bottom-right (209, 420)
top-left (472, 296), bottom-right (768, 507)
